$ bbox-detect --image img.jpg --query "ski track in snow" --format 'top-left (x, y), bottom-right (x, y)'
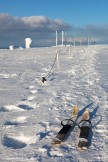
top-left (0, 46), bottom-right (108, 162)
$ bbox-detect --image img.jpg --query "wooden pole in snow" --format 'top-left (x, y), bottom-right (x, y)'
top-left (69, 44), bottom-right (71, 55)
top-left (62, 31), bottom-right (64, 47)
top-left (88, 37), bottom-right (90, 47)
top-left (56, 31), bottom-right (58, 47)
top-left (74, 40), bottom-right (75, 48)
top-left (56, 49), bottom-right (59, 69)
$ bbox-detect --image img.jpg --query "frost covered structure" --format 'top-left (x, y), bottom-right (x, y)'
top-left (25, 38), bottom-right (32, 48)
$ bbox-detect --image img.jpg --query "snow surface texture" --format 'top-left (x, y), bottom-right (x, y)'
top-left (0, 45), bottom-right (108, 162)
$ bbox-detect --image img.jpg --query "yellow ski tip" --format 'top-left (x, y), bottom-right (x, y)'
top-left (82, 108), bottom-right (89, 120)
top-left (72, 105), bottom-right (78, 116)
top-left (85, 108), bottom-right (89, 113)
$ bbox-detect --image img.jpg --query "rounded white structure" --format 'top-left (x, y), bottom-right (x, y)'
top-left (9, 45), bottom-right (14, 50)
top-left (25, 38), bottom-right (32, 48)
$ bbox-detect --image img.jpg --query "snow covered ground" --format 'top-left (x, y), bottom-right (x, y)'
top-left (0, 45), bottom-right (108, 162)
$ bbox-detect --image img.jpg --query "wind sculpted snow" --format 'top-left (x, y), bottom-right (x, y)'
top-left (0, 45), bottom-right (108, 162)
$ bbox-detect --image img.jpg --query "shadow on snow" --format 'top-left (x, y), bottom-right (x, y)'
top-left (18, 104), bottom-right (33, 110)
top-left (2, 135), bottom-right (27, 149)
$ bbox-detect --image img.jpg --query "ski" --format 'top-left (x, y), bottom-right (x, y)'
top-left (78, 108), bottom-right (92, 150)
top-left (51, 105), bottom-right (78, 145)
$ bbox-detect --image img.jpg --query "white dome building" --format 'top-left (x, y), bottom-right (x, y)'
top-left (25, 38), bottom-right (32, 48)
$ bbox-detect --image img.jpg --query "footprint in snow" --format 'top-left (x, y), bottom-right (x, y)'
top-left (0, 105), bottom-right (25, 112)
top-left (27, 95), bottom-right (35, 101)
top-left (29, 85), bottom-right (35, 89)
top-left (37, 131), bottom-right (51, 141)
top-left (18, 104), bottom-right (33, 110)
top-left (37, 145), bottom-right (63, 157)
top-left (28, 86), bottom-right (38, 94)
top-left (2, 136), bottom-right (27, 149)
top-left (37, 122), bottom-right (51, 140)
top-left (4, 116), bottom-right (28, 126)
top-left (2, 134), bottom-right (38, 149)
top-left (30, 89), bottom-right (37, 94)
top-left (0, 107), bottom-right (8, 112)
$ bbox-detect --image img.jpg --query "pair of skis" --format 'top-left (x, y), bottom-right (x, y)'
top-left (51, 106), bottom-right (92, 150)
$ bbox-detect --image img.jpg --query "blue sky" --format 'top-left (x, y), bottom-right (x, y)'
top-left (1, 0), bottom-right (108, 25)
top-left (0, 0), bottom-right (108, 47)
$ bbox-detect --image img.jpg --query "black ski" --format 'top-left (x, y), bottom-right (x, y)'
top-left (51, 105), bottom-right (78, 145)
top-left (78, 108), bottom-right (92, 150)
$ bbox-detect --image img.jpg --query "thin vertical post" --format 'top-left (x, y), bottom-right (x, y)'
top-left (88, 36), bottom-right (90, 47)
top-left (80, 40), bottom-right (81, 46)
top-left (56, 31), bottom-right (58, 47)
top-left (69, 44), bottom-right (71, 55)
top-left (74, 40), bottom-right (75, 48)
top-left (62, 31), bottom-right (64, 47)
top-left (56, 50), bottom-right (59, 69)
